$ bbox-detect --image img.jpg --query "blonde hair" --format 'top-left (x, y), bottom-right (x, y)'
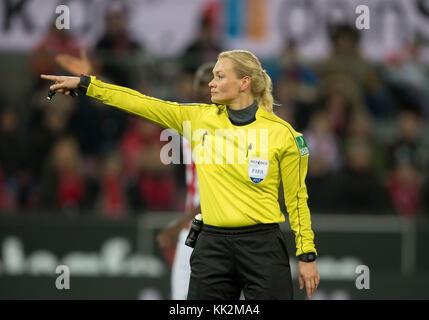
top-left (218, 50), bottom-right (276, 113)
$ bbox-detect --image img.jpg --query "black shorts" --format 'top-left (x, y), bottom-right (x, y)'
top-left (187, 223), bottom-right (293, 300)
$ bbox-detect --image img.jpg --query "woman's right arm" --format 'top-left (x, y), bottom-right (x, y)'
top-left (41, 74), bottom-right (201, 135)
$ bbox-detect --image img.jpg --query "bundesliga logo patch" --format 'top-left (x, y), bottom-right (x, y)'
top-left (295, 135), bottom-right (309, 157)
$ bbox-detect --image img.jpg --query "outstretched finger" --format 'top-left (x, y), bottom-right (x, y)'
top-left (41, 75), bottom-right (64, 83)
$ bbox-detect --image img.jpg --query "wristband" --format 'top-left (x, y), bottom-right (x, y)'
top-left (298, 252), bottom-right (317, 262)
top-left (78, 75), bottom-right (91, 93)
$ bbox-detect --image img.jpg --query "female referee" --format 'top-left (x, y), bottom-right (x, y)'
top-left (41, 49), bottom-right (320, 300)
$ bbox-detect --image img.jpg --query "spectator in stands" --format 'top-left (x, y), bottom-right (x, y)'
top-left (387, 110), bottom-right (428, 217)
top-left (38, 137), bottom-right (97, 214)
top-left (276, 39), bottom-right (319, 100)
top-left (29, 23), bottom-right (82, 86)
top-left (93, 1), bottom-right (144, 144)
top-left (388, 110), bottom-right (429, 175)
top-left (273, 40), bottom-right (319, 131)
top-left (0, 108), bottom-right (36, 212)
top-left (97, 152), bottom-right (127, 218)
top-left (388, 162), bottom-right (423, 218)
top-left (384, 33), bottom-right (429, 116)
top-left (273, 80), bottom-right (298, 127)
top-left (303, 110), bottom-right (342, 212)
top-left (319, 90), bottom-right (355, 139)
top-left (120, 119), bottom-right (177, 213)
top-left (27, 86), bottom-right (74, 177)
top-left (173, 72), bottom-right (196, 104)
top-left (95, 1), bottom-right (142, 87)
top-left (317, 24), bottom-right (389, 117)
top-left (330, 136), bottom-right (391, 214)
top-left (182, 17), bottom-right (221, 74)
top-left (346, 112), bottom-right (388, 180)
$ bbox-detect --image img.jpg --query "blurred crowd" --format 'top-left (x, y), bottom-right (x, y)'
top-left (0, 2), bottom-right (428, 218)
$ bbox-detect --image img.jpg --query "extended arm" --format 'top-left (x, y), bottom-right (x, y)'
top-left (41, 74), bottom-right (203, 135)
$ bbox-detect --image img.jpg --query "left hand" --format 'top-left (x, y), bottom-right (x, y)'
top-left (298, 261), bottom-right (320, 299)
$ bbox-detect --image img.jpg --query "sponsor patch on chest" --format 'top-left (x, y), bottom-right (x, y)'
top-left (248, 158), bottom-right (269, 184)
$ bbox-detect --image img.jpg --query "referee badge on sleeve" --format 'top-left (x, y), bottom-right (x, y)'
top-left (295, 135), bottom-right (309, 157)
top-left (248, 158), bottom-right (269, 184)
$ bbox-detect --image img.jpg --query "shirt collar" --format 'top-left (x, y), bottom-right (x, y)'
top-left (226, 100), bottom-right (258, 126)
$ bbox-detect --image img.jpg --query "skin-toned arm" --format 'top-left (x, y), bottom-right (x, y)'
top-left (157, 205), bottom-right (201, 248)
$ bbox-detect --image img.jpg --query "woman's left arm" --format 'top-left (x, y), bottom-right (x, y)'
top-left (279, 129), bottom-right (320, 298)
top-left (279, 131), bottom-right (316, 256)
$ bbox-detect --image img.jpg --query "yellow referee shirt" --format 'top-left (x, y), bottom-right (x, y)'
top-left (87, 77), bottom-right (316, 256)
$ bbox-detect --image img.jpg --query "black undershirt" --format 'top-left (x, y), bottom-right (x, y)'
top-left (226, 100), bottom-right (258, 126)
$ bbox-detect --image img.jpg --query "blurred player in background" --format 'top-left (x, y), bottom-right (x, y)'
top-left (156, 63), bottom-right (214, 300)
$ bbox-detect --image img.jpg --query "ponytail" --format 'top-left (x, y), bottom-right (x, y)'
top-left (257, 70), bottom-right (275, 113)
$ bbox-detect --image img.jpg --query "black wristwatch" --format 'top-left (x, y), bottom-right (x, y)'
top-left (78, 75), bottom-right (91, 93)
top-left (298, 252), bottom-right (317, 262)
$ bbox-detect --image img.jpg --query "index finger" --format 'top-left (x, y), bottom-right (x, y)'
top-left (40, 74), bottom-right (60, 81)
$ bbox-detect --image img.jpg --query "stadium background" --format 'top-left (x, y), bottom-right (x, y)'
top-left (0, 0), bottom-right (429, 299)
